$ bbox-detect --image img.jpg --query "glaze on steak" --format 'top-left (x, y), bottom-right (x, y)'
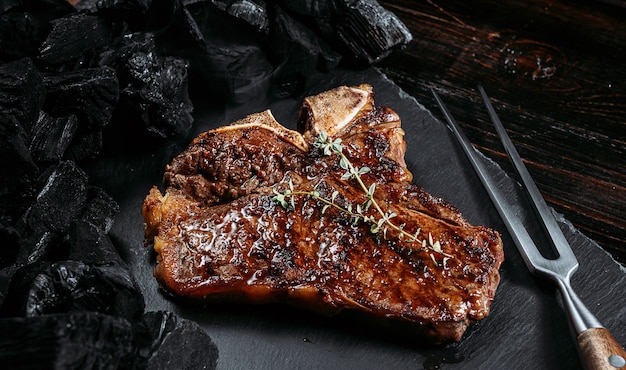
top-left (142, 85), bottom-right (504, 344)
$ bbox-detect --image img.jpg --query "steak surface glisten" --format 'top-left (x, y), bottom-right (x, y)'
top-left (142, 85), bottom-right (504, 344)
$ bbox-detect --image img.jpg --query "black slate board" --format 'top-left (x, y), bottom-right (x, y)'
top-left (87, 67), bottom-right (626, 369)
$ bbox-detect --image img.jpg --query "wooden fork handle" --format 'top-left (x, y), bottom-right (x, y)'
top-left (578, 327), bottom-right (626, 369)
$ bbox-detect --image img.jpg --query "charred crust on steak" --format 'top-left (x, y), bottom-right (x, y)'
top-left (142, 84), bottom-right (504, 345)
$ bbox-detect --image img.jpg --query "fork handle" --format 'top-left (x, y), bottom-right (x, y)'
top-left (578, 327), bottom-right (626, 369)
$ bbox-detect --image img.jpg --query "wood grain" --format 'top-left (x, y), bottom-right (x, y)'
top-left (578, 327), bottom-right (626, 370)
top-left (377, 0), bottom-right (626, 265)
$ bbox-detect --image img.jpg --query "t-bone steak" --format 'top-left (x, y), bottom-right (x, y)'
top-left (142, 84), bottom-right (504, 344)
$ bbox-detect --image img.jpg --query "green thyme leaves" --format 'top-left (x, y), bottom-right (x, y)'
top-left (272, 131), bottom-right (452, 266)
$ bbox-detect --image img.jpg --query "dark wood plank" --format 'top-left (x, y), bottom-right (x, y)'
top-left (377, 0), bottom-right (626, 265)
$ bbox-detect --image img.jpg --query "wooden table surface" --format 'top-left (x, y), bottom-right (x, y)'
top-left (376, 0), bottom-right (626, 266)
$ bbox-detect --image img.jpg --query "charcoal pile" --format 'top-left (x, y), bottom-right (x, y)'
top-left (0, 159), bottom-right (219, 369)
top-left (0, 0), bottom-right (411, 368)
top-left (1, 0), bottom-right (411, 146)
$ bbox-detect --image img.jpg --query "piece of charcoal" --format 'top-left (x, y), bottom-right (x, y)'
top-left (67, 220), bottom-right (123, 266)
top-left (145, 56), bottom-right (193, 137)
top-left (43, 66), bottom-right (119, 131)
top-left (0, 260), bottom-right (51, 316)
top-left (146, 315), bottom-right (219, 369)
top-left (79, 0), bottom-right (152, 16)
top-left (266, 5), bottom-right (342, 96)
top-left (0, 312), bottom-right (134, 370)
top-left (333, 0), bottom-right (413, 64)
top-left (0, 265), bottom-right (19, 310)
top-left (1, 0), bottom-right (21, 13)
top-left (192, 43), bottom-right (273, 104)
top-left (100, 33), bottom-right (194, 138)
top-left (26, 161), bottom-right (89, 235)
top-left (0, 220), bottom-right (20, 269)
top-left (123, 0), bottom-right (182, 34)
top-left (270, 5), bottom-right (342, 71)
top-left (186, 1), bottom-right (266, 45)
top-left (1, 0), bottom-right (77, 15)
top-left (0, 58), bottom-right (46, 131)
top-left (0, 13), bottom-right (43, 62)
top-left (0, 1), bottom-right (76, 62)
top-left (116, 53), bottom-right (193, 138)
top-left (0, 114), bottom-right (39, 221)
top-left (72, 0), bottom-right (101, 13)
top-left (215, 0), bottom-right (269, 34)
top-left (38, 13), bottom-right (115, 65)
top-left (15, 161), bottom-right (89, 264)
top-left (129, 311), bottom-right (219, 370)
top-left (132, 311), bottom-right (178, 361)
top-left (282, 0), bottom-right (345, 18)
top-left (2, 259), bottom-right (144, 320)
top-left (64, 129), bottom-right (104, 161)
top-left (98, 32), bottom-right (156, 73)
top-left (29, 111), bottom-right (78, 164)
top-left (154, 7), bottom-right (208, 57)
top-left (79, 186), bottom-right (120, 233)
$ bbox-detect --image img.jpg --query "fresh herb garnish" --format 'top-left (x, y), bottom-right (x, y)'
top-left (272, 131), bottom-right (452, 266)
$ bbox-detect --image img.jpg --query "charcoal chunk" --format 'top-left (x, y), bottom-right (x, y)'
top-left (98, 32), bottom-right (155, 72)
top-left (0, 312), bottom-right (134, 370)
top-left (155, 7), bottom-right (207, 56)
top-left (219, 0), bottom-right (269, 34)
top-left (125, 0), bottom-right (182, 33)
top-left (194, 43), bottom-right (273, 104)
top-left (0, 13), bottom-right (43, 62)
top-left (0, 260), bottom-right (51, 316)
top-left (85, 0), bottom-right (152, 15)
top-left (267, 6), bottom-right (341, 96)
top-left (0, 220), bottom-right (20, 269)
top-left (117, 51), bottom-right (193, 138)
top-left (38, 13), bottom-right (115, 65)
top-left (0, 58), bottom-right (46, 131)
top-left (146, 316), bottom-right (219, 369)
top-left (146, 57), bottom-right (194, 137)
top-left (0, 0), bottom-right (21, 13)
top-left (334, 0), bottom-right (413, 64)
top-left (0, 311), bottom-right (219, 370)
top-left (282, 0), bottom-right (345, 18)
top-left (43, 66), bottom-right (119, 131)
top-left (133, 311), bottom-right (178, 359)
top-left (270, 5), bottom-right (342, 71)
top-left (0, 114), bottom-right (39, 220)
top-left (0, 1), bottom-right (76, 62)
top-left (186, 1), bottom-right (267, 46)
top-left (16, 161), bottom-right (89, 264)
top-left (64, 129), bottom-right (104, 161)
top-left (29, 111), bottom-right (78, 164)
top-left (67, 220), bottom-right (123, 266)
top-left (99, 32), bottom-right (193, 138)
top-left (29, 161), bottom-right (88, 235)
top-left (80, 186), bottom-right (120, 234)
top-left (2, 259), bottom-right (144, 320)
top-left (130, 311), bottom-right (218, 370)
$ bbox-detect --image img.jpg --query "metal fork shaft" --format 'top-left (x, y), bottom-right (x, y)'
top-left (431, 88), bottom-right (626, 370)
top-left (477, 85), bottom-right (576, 264)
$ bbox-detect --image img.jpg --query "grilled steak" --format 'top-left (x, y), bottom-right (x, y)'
top-left (142, 84), bottom-right (504, 344)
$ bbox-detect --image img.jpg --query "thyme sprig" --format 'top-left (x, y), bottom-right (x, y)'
top-left (272, 131), bottom-right (452, 266)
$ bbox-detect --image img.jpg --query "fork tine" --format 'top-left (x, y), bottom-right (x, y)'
top-left (431, 89), bottom-right (544, 273)
top-left (445, 88), bottom-right (622, 369)
top-left (476, 85), bottom-right (576, 261)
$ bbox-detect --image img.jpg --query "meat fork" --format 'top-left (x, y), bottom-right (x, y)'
top-left (432, 86), bottom-right (626, 370)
